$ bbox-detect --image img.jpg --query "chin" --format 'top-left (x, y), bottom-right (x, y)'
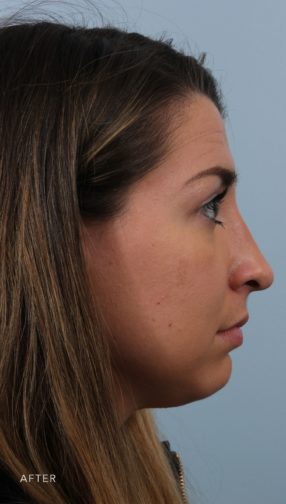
top-left (177, 354), bottom-right (233, 405)
top-left (194, 354), bottom-right (233, 401)
top-left (136, 356), bottom-right (234, 410)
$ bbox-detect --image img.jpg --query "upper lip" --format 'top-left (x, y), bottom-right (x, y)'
top-left (219, 314), bottom-right (249, 332)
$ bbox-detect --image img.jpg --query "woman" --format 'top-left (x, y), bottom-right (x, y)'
top-left (0, 16), bottom-right (273, 504)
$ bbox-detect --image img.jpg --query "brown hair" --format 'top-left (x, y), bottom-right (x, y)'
top-left (0, 16), bottom-right (224, 504)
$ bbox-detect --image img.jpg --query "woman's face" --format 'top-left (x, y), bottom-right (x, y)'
top-left (82, 95), bottom-right (273, 423)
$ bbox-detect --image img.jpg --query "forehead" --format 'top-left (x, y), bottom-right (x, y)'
top-left (130, 95), bottom-right (234, 197)
top-left (169, 94), bottom-right (228, 157)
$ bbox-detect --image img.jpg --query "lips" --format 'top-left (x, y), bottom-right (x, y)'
top-left (216, 314), bottom-right (248, 348)
top-left (219, 314), bottom-right (249, 333)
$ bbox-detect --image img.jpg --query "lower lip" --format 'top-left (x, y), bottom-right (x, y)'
top-left (216, 326), bottom-right (244, 347)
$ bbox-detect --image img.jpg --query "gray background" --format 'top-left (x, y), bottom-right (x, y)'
top-left (1, 1), bottom-right (285, 503)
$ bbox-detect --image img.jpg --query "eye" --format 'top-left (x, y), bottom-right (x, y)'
top-left (201, 187), bottom-right (228, 226)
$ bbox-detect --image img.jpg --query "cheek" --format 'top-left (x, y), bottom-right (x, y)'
top-left (86, 221), bottom-right (232, 408)
top-left (107, 241), bottom-right (231, 408)
top-left (102, 233), bottom-right (227, 367)
top-left (136, 232), bottom-right (226, 312)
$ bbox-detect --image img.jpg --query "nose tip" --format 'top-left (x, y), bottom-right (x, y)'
top-left (246, 257), bottom-right (274, 292)
top-left (261, 259), bottom-right (274, 290)
top-left (229, 217), bottom-right (274, 293)
top-left (230, 251), bottom-right (274, 293)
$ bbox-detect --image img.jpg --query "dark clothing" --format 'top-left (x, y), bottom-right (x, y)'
top-left (0, 441), bottom-right (182, 503)
top-left (161, 440), bottom-right (182, 487)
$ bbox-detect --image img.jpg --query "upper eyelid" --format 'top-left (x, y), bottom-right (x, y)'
top-left (202, 185), bottom-right (229, 207)
top-left (214, 186), bottom-right (228, 201)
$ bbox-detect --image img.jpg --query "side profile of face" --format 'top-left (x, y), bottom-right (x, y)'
top-left (81, 95), bottom-right (273, 424)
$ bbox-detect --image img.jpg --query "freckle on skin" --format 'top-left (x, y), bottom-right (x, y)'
top-left (156, 301), bottom-right (161, 305)
top-left (168, 323), bottom-right (173, 328)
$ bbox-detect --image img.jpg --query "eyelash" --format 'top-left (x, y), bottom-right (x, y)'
top-left (201, 187), bottom-right (228, 227)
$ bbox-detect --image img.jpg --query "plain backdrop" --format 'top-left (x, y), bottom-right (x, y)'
top-left (1, 1), bottom-right (285, 503)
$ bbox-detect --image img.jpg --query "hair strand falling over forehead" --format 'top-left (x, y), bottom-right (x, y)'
top-left (0, 14), bottom-right (224, 504)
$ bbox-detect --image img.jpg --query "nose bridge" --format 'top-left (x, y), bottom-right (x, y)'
top-left (229, 211), bottom-right (274, 291)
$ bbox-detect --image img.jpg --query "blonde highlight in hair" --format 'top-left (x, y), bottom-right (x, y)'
top-left (0, 15), bottom-right (224, 503)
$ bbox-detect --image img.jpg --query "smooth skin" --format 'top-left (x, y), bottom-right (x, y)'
top-left (81, 95), bottom-right (274, 424)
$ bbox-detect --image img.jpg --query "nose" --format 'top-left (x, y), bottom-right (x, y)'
top-left (228, 216), bottom-right (274, 293)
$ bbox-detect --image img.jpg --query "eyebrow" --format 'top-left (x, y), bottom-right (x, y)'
top-left (182, 166), bottom-right (238, 189)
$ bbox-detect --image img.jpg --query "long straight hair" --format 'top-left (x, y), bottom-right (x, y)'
top-left (0, 17), bottom-right (224, 503)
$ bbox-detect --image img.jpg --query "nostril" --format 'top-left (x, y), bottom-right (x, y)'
top-left (246, 279), bottom-right (260, 290)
